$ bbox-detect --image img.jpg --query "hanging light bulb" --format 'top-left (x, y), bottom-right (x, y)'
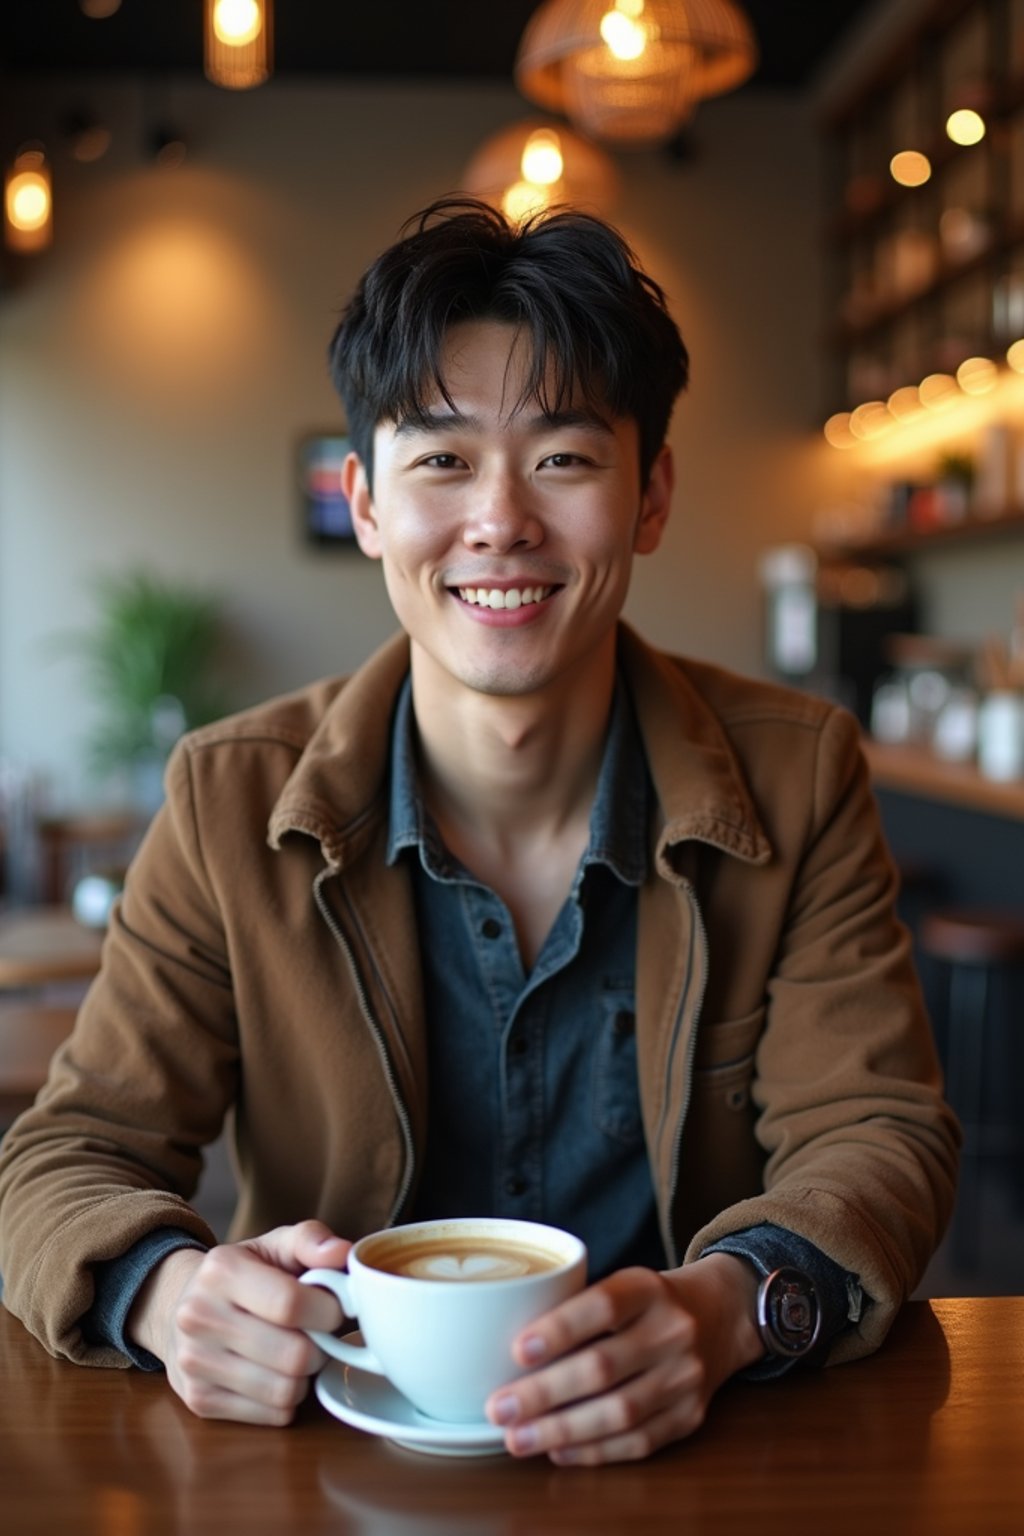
top-left (461, 119), bottom-right (620, 224)
top-left (4, 146), bottom-right (53, 254)
top-left (515, 0), bottom-right (757, 147)
top-left (204, 0), bottom-right (273, 90)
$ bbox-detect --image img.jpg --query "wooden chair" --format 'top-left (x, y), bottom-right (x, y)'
top-left (36, 812), bottom-right (144, 905)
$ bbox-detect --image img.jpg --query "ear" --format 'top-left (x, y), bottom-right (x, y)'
top-left (634, 444), bottom-right (673, 556)
top-left (342, 452), bottom-right (381, 559)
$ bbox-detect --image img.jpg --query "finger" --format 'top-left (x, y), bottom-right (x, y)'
top-left (243, 1221), bottom-right (352, 1276)
top-left (493, 1309), bottom-right (695, 1430)
top-left (546, 1396), bottom-right (709, 1467)
top-left (169, 1353), bottom-right (311, 1428)
top-left (190, 1245), bottom-right (344, 1335)
top-left (510, 1268), bottom-right (667, 1370)
top-left (176, 1283), bottom-right (327, 1377)
top-left (503, 1354), bottom-right (705, 1460)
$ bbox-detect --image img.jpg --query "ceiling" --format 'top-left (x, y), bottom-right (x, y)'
top-left (1, 2), bottom-right (873, 91)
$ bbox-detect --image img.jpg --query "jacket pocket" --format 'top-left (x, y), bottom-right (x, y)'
top-left (679, 1004), bottom-right (768, 1226)
top-left (592, 988), bottom-right (644, 1145)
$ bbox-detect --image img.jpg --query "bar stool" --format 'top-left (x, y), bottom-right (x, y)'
top-left (919, 908), bottom-right (1024, 1272)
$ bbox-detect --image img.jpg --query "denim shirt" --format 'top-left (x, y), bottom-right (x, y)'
top-left (387, 673), bottom-right (666, 1280)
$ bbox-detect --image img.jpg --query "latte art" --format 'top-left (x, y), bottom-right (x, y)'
top-left (366, 1232), bottom-right (564, 1282)
top-left (404, 1250), bottom-right (534, 1281)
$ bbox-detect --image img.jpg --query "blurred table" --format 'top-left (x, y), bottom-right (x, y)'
top-left (0, 906), bottom-right (104, 991)
top-left (0, 1297), bottom-right (1021, 1535)
top-left (0, 1003), bottom-right (78, 1124)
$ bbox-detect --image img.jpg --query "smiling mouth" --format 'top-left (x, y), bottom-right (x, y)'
top-left (454, 585), bottom-right (558, 610)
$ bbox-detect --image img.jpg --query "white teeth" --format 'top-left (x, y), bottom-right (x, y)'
top-left (457, 586), bottom-right (553, 609)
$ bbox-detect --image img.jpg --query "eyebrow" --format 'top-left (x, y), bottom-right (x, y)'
top-left (392, 407), bottom-right (615, 439)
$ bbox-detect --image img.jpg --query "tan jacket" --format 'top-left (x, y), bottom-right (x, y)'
top-left (0, 626), bottom-right (959, 1367)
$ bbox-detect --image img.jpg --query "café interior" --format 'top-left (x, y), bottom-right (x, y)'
top-left (1, 1), bottom-right (1023, 1525)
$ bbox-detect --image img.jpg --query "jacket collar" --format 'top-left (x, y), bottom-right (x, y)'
top-left (617, 625), bottom-right (772, 871)
top-left (267, 624), bottom-right (772, 871)
top-left (267, 632), bottom-right (412, 868)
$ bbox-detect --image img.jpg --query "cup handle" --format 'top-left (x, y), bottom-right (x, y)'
top-left (299, 1267), bottom-right (386, 1375)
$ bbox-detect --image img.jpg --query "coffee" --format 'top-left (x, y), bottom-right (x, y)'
top-left (300, 1216), bottom-right (587, 1423)
top-left (365, 1232), bottom-right (562, 1282)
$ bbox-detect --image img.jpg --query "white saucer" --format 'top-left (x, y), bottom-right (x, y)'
top-left (314, 1336), bottom-right (508, 1458)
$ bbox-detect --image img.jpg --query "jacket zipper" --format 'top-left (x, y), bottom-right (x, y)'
top-left (662, 877), bottom-right (710, 1269)
top-left (313, 866), bottom-right (416, 1225)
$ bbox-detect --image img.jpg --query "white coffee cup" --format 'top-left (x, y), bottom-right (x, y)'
top-left (300, 1216), bottom-right (587, 1424)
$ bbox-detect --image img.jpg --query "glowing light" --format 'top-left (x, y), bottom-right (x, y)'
top-left (8, 174), bottom-right (48, 231)
top-left (887, 385), bottom-right (925, 421)
top-left (1007, 339), bottom-right (1024, 373)
top-left (956, 356), bottom-right (998, 395)
top-left (890, 150), bottom-right (931, 187)
top-left (213, 0), bottom-right (261, 45)
top-left (946, 109), bottom-right (985, 146)
top-left (4, 148), bottom-right (53, 252)
top-left (919, 373), bottom-right (958, 410)
top-left (823, 412), bottom-right (856, 449)
top-left (849, 401), bottom-right (892, 439)
top-left (515, 0), bottom-right (756, 149)
top-left (520, 129), bottom-right (564, 186)
top-left (600, 8), bottom-right (647, 60)
top-left (502, 180), bottom-right (551, 225)
top-left (204, 0), bottom-right (271, 88)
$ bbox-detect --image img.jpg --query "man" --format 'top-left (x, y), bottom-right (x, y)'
top-left (0, 200), bottom-right (959, 1465)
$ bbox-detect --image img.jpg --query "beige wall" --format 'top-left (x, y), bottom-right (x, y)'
top-left (0, 73), bottom-right (838, 809)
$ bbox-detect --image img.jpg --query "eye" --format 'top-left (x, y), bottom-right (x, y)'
top-left (419, 452), bottom-right (465, 470)
top-left (540, 452), bottom-right (590, 469)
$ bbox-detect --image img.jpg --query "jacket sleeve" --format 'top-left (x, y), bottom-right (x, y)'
top-left (0, 743), bottom-right (237, 1366)
top-left (686, 706), bottom-right (961, 1363)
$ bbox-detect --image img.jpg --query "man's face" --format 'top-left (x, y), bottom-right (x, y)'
top-left (344, 319), bottom-right (672, 706)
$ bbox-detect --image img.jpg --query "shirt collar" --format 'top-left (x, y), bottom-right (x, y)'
top-left (386, 674), bottom-right (649, 888)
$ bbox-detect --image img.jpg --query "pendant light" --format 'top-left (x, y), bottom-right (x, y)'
top-left (4, 146), bottom-right (53, 254)
top-left (516, 0), bottom-right (758, 146)
top-left (462, 119), bottom-right (620, 224)
top-left (204, 0), bottom-right (273, 91)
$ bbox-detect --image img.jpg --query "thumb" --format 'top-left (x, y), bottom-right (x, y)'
top-left (294, 1221), bottom-right (353, 1272)
top-left (243, 1220), bottom-right (353, 1275)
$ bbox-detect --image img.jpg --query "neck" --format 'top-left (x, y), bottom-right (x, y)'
top-left (408, 640), bottom-right (616, 848)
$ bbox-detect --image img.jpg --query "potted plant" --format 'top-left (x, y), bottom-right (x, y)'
top-left (59, 570), bottom-right (232, 812)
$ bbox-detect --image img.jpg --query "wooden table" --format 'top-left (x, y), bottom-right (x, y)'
top-left (0, 1297), bottom-right (1021, 1535)
top-left (0, 906), bottom-right (104, 990)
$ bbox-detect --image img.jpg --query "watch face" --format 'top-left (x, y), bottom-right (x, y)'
top-left (757, 1268), bottom-right (821, 1358)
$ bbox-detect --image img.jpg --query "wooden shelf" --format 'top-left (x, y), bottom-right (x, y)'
top-left (818, 508), bottom-right (1024, 562)
top-left (829, 225), bottom-right (1024, 349)
top-left (864, 738), bottom-right (1024, 820)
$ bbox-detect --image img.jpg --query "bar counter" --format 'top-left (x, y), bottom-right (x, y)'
top-left (1, 1297), bottom-right (1022, 1535)
top-left (863, 739), bottom-right (1024, 822)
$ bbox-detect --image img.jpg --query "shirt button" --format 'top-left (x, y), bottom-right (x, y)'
top-left (481, 917), bottom-right (502, 939)
top-left (509, 1035), bottom-right (528, 1056)
top-left (613, 1010), bottom-right (635, 1035)
top-left (505, 1176), bottom-right (527, 1197)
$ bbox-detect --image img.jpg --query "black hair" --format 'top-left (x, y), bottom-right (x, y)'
top-left (327, 197), bottom-right (689, 489)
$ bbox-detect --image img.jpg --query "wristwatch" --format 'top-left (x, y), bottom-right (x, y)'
top-left (755, 1267), bottom-right (821, 1359)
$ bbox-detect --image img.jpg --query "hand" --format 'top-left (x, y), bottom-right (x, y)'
top-left (127, 1221), bottom-right (351, 1425)
top-left (484, 1252), bottom-right (764, 1465)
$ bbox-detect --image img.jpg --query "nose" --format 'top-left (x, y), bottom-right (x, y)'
top-left (462, 468), bottom-right (543, 553)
